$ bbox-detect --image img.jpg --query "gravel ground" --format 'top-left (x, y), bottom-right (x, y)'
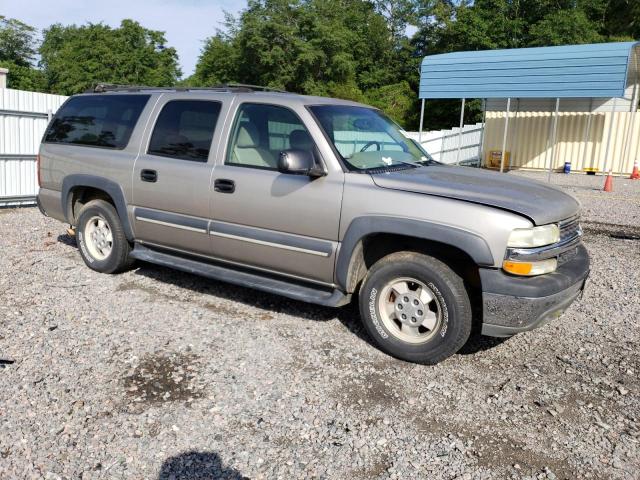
top-left (1, 172), bottom-right (639, 480)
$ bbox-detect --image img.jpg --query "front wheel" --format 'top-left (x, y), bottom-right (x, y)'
top-left (359, 251), bottom-right (472, 364)
top-left (76, 199), bottom-right (133, 274)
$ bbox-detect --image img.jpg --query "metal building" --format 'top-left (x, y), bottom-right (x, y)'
top-left (0, 72), bottom-right (68, 207)
top-left (418, 41), bottom-right (640, 176)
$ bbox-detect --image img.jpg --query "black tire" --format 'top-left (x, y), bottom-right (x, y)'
top-left (76, 199), bottom-right (133, 274)
top-left (358, 251), bottom-right (472, 364)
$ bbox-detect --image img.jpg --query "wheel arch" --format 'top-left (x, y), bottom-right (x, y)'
top-left (61, 175), bottom-right (133, 240)
top-left (336, 216), bottom-right (495, 293)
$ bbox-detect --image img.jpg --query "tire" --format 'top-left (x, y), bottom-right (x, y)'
top-left (358, 251), bottom-right (472, 364)
top-left (76, 199), bottom-right (133, 274)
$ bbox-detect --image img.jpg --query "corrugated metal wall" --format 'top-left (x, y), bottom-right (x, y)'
top-left (0, 88), bottom-right (68, 206)
top-left (483, 109), bottom-right (639, 174)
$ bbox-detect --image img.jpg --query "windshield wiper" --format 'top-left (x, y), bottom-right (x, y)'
top-left (392, 159), bottom-right (423, 168)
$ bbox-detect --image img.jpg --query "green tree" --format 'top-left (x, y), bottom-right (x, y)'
top-left (39, 19), bottom-right (181, 95)
top-left (0, 16), bottom-right (47, 91)
top-left (529, 9), bottom-right (602, 46)
top-left (194, 0), bottom-right (405, 118)
top-left (191, 34), bottom-right (239, 86)
top-left (0, 62), bottom-right (47, 91)
top-left (365, 81), bottom-right (416, 126)
top-left (0, 16), bottom-right (37, 66)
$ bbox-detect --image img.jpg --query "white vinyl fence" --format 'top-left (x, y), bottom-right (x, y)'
top-left (0, 88), bottom-right (68, 207)
top-left (405, 122), bottom-right (484, 166)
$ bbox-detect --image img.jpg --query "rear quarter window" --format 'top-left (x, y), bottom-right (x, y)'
top-left (44, 94), bottom-right (150, 149)
top-left (147, 100), bottom-right (222, 162)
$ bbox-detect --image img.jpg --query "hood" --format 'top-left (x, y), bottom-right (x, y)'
top-left (370, 165), bottom-right (580, 225)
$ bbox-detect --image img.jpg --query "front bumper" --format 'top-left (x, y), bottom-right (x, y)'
top-left (480, 244), bottom-right (590, 337)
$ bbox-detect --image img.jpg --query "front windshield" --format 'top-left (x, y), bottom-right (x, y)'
top-left (309, 105), bottom-right (436, 171)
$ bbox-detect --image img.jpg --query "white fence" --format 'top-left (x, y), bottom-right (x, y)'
top-left (405, 122), bottom-right (484, 165)
top-left (0, 88), bottom-right (68, 207)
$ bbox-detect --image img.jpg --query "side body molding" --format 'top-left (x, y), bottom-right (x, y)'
top-left (61, 174), bottom-right (134, 240)
top-left (336, 216), bottom-right (495, 291)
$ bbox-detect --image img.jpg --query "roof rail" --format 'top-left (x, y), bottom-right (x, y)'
top-left (215, 83), bottom-right (288, 93)
top-left (88, 82), bottom-right (288, 94)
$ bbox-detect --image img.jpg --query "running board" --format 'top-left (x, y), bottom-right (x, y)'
top-left (129, 244), bottom-right (351, 307)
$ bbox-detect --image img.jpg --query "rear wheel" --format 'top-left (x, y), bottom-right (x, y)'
top-left (359, 251), bottom-right (472, 364)
top-left (76, 199), bottom-right (133, 273)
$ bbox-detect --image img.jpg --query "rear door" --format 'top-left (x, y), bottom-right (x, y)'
top-left (209, 102), bottom-right (344, 285)
top-left (131, 94), bottom-right (228, 255)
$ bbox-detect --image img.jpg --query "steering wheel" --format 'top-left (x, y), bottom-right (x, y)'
top-left (360, 141), bottom-right (381, 152)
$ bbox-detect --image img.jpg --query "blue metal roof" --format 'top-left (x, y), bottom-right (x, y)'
top-left (419, 42), bottom-right (639, 99)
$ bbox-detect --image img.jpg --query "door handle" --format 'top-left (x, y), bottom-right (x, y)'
top-left (140, 169), bottom-right (158, 183)
top-left (214, 178), bottom-right (235, 193)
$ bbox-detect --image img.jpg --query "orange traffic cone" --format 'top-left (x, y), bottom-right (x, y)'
top-left (603, 170), bottom-right (614, 192)
top-left (631, 161), bottom-right (640, 180)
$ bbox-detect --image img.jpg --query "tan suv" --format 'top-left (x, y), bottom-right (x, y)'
top-left (37, 84), bottom-right (589, 364)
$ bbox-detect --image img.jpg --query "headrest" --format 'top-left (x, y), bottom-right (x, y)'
top-left (236, 123), bottom-right (260, 148)
top-left (166, 133), bottom-right (190, 146)
top-left (289, 129), bottom-right (313, 151)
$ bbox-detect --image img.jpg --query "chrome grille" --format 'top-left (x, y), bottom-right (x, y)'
top-left (559, 216), bottom-right (582, 243)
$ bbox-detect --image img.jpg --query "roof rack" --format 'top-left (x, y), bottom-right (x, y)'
top-left (89, 82), bottom-right (288, 94)
top-left (218, 83), bottom-right (288, 93)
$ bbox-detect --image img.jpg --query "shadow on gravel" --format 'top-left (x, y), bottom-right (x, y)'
top-left (158, 451), bottom-right (246, 480)
top-left (133, 262), bottom-right (506, 358)
top-left (457, 334), bottom-right (508, 355)
top-left (56, 233), bottom-right (77, 247)
top-left (134, 262), bottom-right (340, 323)
top-left (56, 232), bottom-right (508, 359)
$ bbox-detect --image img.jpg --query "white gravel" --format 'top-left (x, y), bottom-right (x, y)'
top-left (1, 172), bottom-right (639, 479)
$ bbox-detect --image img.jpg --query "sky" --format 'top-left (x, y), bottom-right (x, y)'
top-left (1, 0), bottom-right (245, 77)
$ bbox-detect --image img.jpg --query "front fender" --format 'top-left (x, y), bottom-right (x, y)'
top-left (335, 216), bottom-right (494, 291)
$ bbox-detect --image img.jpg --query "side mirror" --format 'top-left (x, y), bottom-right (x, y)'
top-left (278, 149), bottom-right (325, 177)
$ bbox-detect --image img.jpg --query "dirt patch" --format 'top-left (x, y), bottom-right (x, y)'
top-left (117, 281), bottom-right (162, 297)
top-left (472, 434), bottom-right (576, 479)
top-left (582, 221), bottom-right (640, 239)
top-left (336, 371), bottom-right (400, 409)
top-left (352, 453), bottom-right (390, 479)
top-left (414, 416), bottom-right (578, 478)
top-left (123, 352), bottom-right (203, 410)
top-left (204, 302), bottom-right (240, 317)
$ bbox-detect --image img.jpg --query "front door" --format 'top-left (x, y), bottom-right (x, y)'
top-left (131, 95), bottom-right (224, 255)
top-left (210, 102), bottom-right (343, 285)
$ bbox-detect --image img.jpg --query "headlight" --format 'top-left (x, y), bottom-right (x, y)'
top-left (503, 258), bottom-right (558, 276)
top-left (507, 224), bottom-right (560, 248)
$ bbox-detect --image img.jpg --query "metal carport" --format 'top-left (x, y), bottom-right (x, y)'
top-left (417, 42), bottom-right (640, 178)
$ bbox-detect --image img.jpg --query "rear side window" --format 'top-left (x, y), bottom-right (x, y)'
top-left (44, 94), bottom-right (149, 149)
top-left (148, 100), bottom-right (222, 162)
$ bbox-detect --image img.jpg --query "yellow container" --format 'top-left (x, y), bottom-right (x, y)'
top-left (487, 150), bottom-right (511, 170)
